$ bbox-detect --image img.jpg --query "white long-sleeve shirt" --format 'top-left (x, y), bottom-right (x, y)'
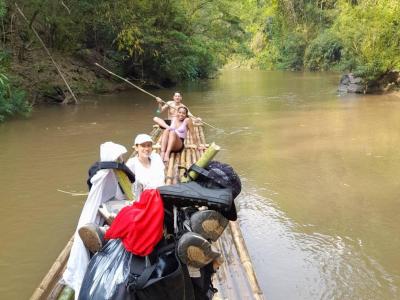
top-left (126, 153), bottom-right (165, 199)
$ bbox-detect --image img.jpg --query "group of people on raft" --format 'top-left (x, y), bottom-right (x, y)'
top-left (61, 92), bottom-right (240, 299)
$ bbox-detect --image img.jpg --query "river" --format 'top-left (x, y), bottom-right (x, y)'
top-left (1, 69), bottom-right (399, 299)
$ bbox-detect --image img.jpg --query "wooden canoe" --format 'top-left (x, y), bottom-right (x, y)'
top-left (30, 124), bottom-right (264, 300)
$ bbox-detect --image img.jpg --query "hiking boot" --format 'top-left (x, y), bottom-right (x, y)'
top-left (190, 210), bottom-right (228, 242)
top-left (177, 232), bottom-right (221, 269)
top-left (78, 223), bottom-right (107, 254)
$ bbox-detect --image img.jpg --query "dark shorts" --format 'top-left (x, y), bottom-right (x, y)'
top-left (160, 119), bottom-right (172, 129)
top-left (171, 138), bottom-right (185, 153)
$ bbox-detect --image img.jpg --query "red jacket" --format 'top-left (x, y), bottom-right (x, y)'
top-left (105, 189), bottom-right (164, 256)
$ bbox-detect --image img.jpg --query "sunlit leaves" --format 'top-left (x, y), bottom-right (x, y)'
top-left (240, 0), bottom-right (400, 81)
top-left (333, 0), bottom-right (400, 79)
top-left (117, 26), bottom-right (144, 56)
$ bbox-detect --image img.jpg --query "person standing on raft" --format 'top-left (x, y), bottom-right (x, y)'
top-left (153, 92), bottom-right (187, 128)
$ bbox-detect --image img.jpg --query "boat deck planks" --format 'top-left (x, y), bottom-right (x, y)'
top-left (30, 124), bottom-right (264, 300)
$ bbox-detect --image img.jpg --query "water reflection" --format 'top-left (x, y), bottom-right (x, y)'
top-left (190, 70), bottom-right (400, 299)
top-left (239, 189), bottom-right (398, 299)
top-left (1, 70), bottom-right (400, 299)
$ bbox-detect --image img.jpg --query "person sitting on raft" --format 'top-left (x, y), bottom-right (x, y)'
top-left (62, 141), bottom-right (132, 297)
top-left (125, 133), bottom-right (165, 199)
top-left (78, 134), bottom-right (165, 255)
top-left (156, 106), bottom-right (204, 162)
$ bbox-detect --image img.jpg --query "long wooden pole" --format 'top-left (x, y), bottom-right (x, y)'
top-left (94, 62), bottom-right (218, 130)
top-left (15, 3), bottom-right (78, 104)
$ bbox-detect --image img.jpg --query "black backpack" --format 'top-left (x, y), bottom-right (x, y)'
top-left (87, 161), bottom-right (135, 190)
top-left (189, 161), bottom-right (242, 221)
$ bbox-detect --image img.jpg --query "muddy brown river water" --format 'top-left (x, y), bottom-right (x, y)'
top-left (1, 69), bottom-right (399, 299)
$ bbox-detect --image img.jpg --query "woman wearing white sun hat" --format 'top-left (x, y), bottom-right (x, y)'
top-left (126, 133), bottom-right (165, 199)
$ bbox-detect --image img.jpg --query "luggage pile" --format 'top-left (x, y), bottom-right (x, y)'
top-left (78, 161), bottom-right (241, 300)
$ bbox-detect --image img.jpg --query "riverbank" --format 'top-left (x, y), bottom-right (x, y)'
top-left (224, 60), bottom-right (400, 95)
top-left (392, 91), bottom-right (400, 98)
top-left (9, 48), bottom-right (135, 105)
top-left (9, 44), bottom-right (400, 106)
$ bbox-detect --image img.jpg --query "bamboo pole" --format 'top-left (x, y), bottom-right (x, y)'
top-left (15, 4), bottom-right (78, 104)
top-left (194, 126), bottom-right (201, 158)
top-left (230, 221), bottom-right (264, 300)
top-left (190, 148), bottom-right (196, 166)
top-left (172, 153), bottom-right (180, 184)
top-left (94, 63), bottom-right (218, 130)
top-left (56, 286), bottom-right (74, 300)
top-left (185, 146), bottom-right (192, 170)
top-left (165, 153), bottom-right (175, 185)
top-left (48, 280), bottom-right (68, 300)
top-left (199, 126), bottom-right (206, 145)
top-left (190, 129), bottom-right (198, 161)
top-left (179, 149), bottom-right (186, 180)
top-left (30, 236), bottom-right (74, 300)
top-left (182, 143), bottom-right (220, 182)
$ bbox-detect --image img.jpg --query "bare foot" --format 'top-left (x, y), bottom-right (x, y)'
top-left (163, 153), bottom-right (170, 163)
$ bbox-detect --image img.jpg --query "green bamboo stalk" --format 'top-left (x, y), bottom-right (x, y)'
top-left (182, 142), bottom-right (220, 182)
top-left (57, 286), bottom-right (74, 300)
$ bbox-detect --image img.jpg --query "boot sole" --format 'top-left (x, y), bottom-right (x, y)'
top-left (190, 210), bottom-right (228, 241)
top-left (177, 232), bottom-right (220, 269)
top-left (78, 226), bottom-right (102, 254)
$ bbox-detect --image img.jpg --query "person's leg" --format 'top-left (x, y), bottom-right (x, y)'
top-left (164, 131), bottom-right (183, 162)
top-left (153, 117), bottom-right (170, 129)
top-left (160, 128), bottom-right (170, 160)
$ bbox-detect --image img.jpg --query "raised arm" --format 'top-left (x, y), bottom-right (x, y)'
top-left (156, 97), bottom-right (169, 113)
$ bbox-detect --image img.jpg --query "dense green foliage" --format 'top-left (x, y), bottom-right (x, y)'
top-left (5, 0), bottom-right (244, 85)
top-left (0, 69), bottom-right (31, 122)
top-left (0, 0), bottom-right (31, 122)
top-left (240, 0), bottom-right (400, 80)
top-left (333, 0), bottom-right (400, 80)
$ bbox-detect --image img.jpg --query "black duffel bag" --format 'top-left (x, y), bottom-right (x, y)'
top-left (159, 161), bottom-right (241, 221)
top-left (78, 239), bottom-right (194, 300)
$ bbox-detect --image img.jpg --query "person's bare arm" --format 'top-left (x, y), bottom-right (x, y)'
top-left (154, 117), bottom-right (171, 129)
top-left (156, 97), bottom-right (169, 113)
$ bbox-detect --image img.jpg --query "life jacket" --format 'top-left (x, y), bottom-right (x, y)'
top-left (87, 161), bottom-right (135, 190)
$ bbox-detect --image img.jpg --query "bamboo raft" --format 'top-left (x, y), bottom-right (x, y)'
top-left (30, 124), bottom-right (264, 300)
